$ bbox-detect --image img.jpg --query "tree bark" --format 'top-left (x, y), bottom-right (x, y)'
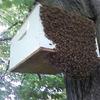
top-left (37, 0), bottom-right (100, 100)
top-left (64, 67), bottom-right (100, 100)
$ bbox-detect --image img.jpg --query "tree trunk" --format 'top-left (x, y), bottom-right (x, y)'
top-left (38, 0), bottom-right (100, 100)
top-left (64, 67), bottom-right (100, 100)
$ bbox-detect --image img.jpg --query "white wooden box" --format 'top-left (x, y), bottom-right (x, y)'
top-left (9, 4), bottom-right (61, 74)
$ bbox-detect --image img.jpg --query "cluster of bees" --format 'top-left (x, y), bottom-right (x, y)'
top-left (40, 6), bottom-right (99, 79)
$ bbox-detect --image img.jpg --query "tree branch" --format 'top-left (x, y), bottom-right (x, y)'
top-left (0, 21), bottom-right (23, 36)
top-left (0, 37), bottom-right (12, 41)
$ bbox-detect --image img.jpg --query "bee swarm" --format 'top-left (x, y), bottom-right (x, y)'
top-left (40, 5), bottom-right (99, 79)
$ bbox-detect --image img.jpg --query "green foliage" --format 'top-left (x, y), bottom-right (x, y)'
top-left (0, 0), bottom-right (34, 9)
top-left (19, 74), bottom-right (66, 100)
top-left (0, 0), bottom-right (35, 59)
top-left (0, 42), bottom-right (10, 58)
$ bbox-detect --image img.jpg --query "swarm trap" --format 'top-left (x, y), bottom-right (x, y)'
top-left (40, 5), bottom-right (99, 79)
top-left (9, 4), bottom-right (99, 79)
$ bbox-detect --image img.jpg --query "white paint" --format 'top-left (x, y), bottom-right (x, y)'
top-left (95, 37), bottom-right (100, 57)
top-left (9, 4), bottom-right (56, 70)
